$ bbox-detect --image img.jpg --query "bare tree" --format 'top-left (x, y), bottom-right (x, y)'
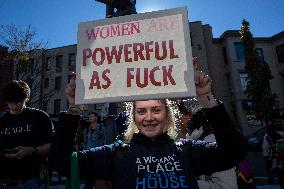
top-left (0, 24), bottom-right (54, 109)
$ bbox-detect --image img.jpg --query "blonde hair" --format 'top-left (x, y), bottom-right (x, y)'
top-left (124, 99), bottom-right (177, 142)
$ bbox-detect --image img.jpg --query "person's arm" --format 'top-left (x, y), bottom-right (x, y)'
top-left (5, 144), bottom-right (51, 159)
top-left (186, 58), bottom-right (246, 175)
top-left (49, 73), bottom-right (115, 180)
top-left (184, 103), bottom-right (246, 176)
top-left (49, 112), bottom-right (121, 180)
top-left (49, 112), bottom-right (81, 174)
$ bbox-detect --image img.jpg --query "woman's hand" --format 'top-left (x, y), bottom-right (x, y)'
top-left (65, 72), bottom-right (76, 106)
top-left (193, 57), bottom-right (211, 96)
top-left (193, 57), bottom-right (217, 108)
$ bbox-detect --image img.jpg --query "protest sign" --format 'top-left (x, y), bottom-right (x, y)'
top-left (76, 7), bottom-right (195, 104)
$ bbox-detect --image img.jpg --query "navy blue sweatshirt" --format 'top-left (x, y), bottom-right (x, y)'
top-left (50, 104), bottom-right (246, 189)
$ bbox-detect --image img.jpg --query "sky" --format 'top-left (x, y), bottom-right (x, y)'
top-left (0, 0), bottom-right (284, 49)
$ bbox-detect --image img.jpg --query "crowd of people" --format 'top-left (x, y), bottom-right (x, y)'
top-left (0, 58), bottom-right (282, 189)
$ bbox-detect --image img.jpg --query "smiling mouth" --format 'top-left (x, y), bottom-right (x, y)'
top-left (142, 124), bottom-right (158, 127)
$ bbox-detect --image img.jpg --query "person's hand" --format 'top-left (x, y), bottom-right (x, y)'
top-left (193, 57), bottom-right (212, 96)
top-left (193, 57), bottom-right (217, 108)
top-left (65, 72), bottom-right (76, 106)
top-left (5, 146), bottom-right (34, 159)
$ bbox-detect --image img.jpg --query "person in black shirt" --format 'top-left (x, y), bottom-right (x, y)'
top-left (0, 80), bottom-right (53, 189)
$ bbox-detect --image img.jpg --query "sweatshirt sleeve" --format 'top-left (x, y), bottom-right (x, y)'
top-left (77, 141), bottom-right (122, 180)
top-left (49, 113), bottom-right (81, 175)
top-left (187, 103), bottom-right (246, 176)
top-left (49, 113), bottom-right (121, 180)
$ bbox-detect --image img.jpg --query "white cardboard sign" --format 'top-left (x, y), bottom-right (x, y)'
top-left (76, 7), bottom-right (195, 104)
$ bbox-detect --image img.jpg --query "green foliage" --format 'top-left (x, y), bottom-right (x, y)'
top-left (240, 19), bottom-right (278, 121)
top-left (0, 24), bottom-right (45, 79)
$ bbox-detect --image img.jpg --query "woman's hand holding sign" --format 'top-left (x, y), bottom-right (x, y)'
top-left (65, 72), bottom-right (81, 115)
top-left (193, 57), bottom-right (217, 108)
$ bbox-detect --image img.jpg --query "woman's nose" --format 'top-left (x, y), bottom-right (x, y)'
top-left (145, 111), bottom-right (154, 121)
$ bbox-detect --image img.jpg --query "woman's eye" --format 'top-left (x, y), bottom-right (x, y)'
top-left (153, 108), bottom-right (161, 113)
top-left (136, 109), bottom-right (146, 115)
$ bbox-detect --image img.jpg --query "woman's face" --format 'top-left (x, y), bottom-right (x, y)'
top-left (134, 100), bottom-right (167, 139)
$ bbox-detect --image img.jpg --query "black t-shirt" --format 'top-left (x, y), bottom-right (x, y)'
top-left (0, 107), bottom-right (53, 179)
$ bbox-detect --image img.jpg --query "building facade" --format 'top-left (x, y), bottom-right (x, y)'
top-left (1, 22), bottom-right (283, 136)
top-left (0, 46), bottom-right (13, 111)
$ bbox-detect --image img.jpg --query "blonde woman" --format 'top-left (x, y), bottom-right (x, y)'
top-left (50, 59), bottom-right (246, 189)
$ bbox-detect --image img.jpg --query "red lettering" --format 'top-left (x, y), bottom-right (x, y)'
top-left (147, 16), bottom-right (179, 32)
top-left (124, 44), bottom-right (132, 62)
top-left (127, 68), bottom-right (135, 87)
top-left (127, 65), bottom-right (176, 88)
top-left (155, 41), bottom-right (167, 60)
top-left (102, 69), bottom-right (111, 89)
top-left (159, 18), bottom-right (169, 31)
top-left (110, 24), bottom-right (120, 37)
top-left (169, 40), bottom-right (179, 59)
top-left (92, 48), bottom-right (105, 66)
top-left (130, 22), bottom-right (140, 34)
top-left (89, 69), bottom-right (111, 89)
top-left (162, 65), bottom-right (176, 85)
top-left (86, 22), bottom-right (140, 40)
top-left (100, 27), bottom-right (110, 39)
top-left (105, 45), bottom-right (123, 64)
top-left (149, 66), bottom-right (161, 86)
top-left (89, 71), bottom-right (101, 89)
top-left (82, 48), bottom-right (92, 66)
top-left (145, 41), bottom-right (154, 60)
top-left (133, 43), bottom-right (145, 61)
top-left (136, 68), bottom-right (148, 88)
top-left (86, 28), bottom-right (100, 40)
top-left (82, 40), bottom-right (179, 67)
top-left (122, 23), bottom-right (130, 36)
top-left (148, 19), bottom-right (157, 32)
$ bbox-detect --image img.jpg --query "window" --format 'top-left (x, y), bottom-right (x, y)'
top-left (226, 73), bottom-right (233, 94)
top-left (95, 103), bottom-right (103, 110)
top-left (56, 55), bottom-right (63, 69)
top-left (44, 78), bottom-right (49, 88)
top-left (27, 58), bottom-right (34, 72)
top-left (222, 46), bottom-right (228, 64)
top-left (234, 42), bottom-right (245, 60)
top-left (69, 53), bottom-right (75, 66)
top-left (276, 44), bottom-right (284, 63)
top-left (55, 76), bottom-right (62, 90)
top-left (45, 57), bottom-right (51, 70)
top-left (54, 99), bottom-right (61, 114)
top-left (239, 72), bottom-right (248, 91)
top-left (256, 48), bottom-right (264, 63)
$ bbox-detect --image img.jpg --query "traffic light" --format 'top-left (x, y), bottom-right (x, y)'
top-left (95, 0), bottom-right (137, 17)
